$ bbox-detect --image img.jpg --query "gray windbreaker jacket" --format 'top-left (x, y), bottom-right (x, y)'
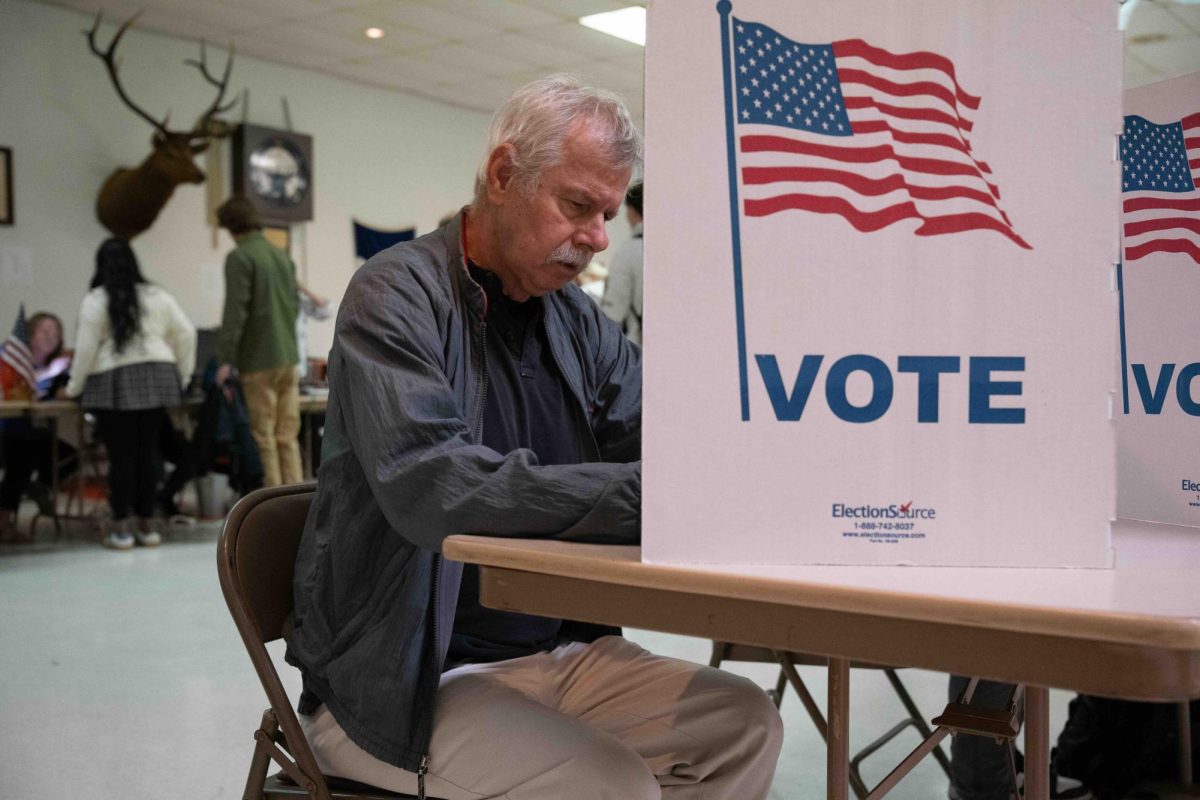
top-left (285, 213), bottom-right (642, 773)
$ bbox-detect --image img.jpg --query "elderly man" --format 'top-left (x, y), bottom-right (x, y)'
top-left (285, 76), bottom-right (782, 799)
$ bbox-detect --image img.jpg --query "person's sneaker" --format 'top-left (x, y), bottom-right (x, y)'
top-left (103, 531), bottom-right (135, 550)
top-left (134, 529), bottom-right (162, 547)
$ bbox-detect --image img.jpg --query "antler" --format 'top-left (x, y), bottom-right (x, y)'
top-left (184, 41), bottom-right (238, 140)
top-left (84, 11), bottom-right (170, 136)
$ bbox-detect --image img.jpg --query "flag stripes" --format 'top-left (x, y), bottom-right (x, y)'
top-left (1120, 112), bottom-right (1200, 264)
top-left (731, 17), bottom-right (1029, 248)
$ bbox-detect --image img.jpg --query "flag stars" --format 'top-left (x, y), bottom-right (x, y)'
top-left (765, 110), bottom-right (773, 119)
top-left (786, 114), bottom-right (794, 123)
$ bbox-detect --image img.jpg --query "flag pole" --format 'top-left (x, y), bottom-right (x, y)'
top-left (1116, 258), bottom-right (1130, 414)
top-left (717, 0), bottom-right (751, 421)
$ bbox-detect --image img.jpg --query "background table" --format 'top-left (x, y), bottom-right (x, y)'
top-left (444, 519), bottom-right (1200, 799)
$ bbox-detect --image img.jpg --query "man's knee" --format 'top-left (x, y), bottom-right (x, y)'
top-left (704, 668), bottom-right (785, 760)
top-left (567, 737), bottom-right (660, 800)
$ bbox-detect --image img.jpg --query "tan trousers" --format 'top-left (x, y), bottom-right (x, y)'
top-left (240, 365), bottom-right (302, 487)
top-left (302, 636), bottom-right (783, 800)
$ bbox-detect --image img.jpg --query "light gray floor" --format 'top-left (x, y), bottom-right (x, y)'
top-left (0, 515), bottom-right (1074, 800)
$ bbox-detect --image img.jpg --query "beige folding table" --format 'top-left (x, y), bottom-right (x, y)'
top-left (444, 521), bottom-right (1200, 800)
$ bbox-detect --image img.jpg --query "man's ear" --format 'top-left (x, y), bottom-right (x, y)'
top-left (485, 143), bottom-right (517, 204)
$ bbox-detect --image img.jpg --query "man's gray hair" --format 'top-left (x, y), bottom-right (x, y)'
top-left (473, 74), bottom-right (642, 202)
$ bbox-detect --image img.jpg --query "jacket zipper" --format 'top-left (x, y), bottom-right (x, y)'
top-left (417, 754), bottom-right (429, 799)
top-left (543, 319), bottom-right (602, 462)
top-left (422, 311), bottom-right (489, 790)
top-left (471, 319), bottom-right (490, 444)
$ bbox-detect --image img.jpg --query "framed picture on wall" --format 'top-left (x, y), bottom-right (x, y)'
top-left (0, 147), bottom-right (12, 226)
top-left (263, 225), bottom-right (290, 254)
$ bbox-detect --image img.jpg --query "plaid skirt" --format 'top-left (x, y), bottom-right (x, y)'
top-left (81, 361), bottom-right (182, 411)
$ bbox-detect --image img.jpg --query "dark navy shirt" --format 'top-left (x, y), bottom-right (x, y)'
top-left (446, 264), bottom-right (584, 667)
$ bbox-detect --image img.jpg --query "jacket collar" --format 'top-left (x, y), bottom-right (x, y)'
top-left (442, 208), bottom-right (487, 319)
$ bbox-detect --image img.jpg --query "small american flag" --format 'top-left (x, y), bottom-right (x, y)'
top-left (1120, 112), bottom-right (1200, 264)
top-left (730, 17), bottom-right (1029, 249)
top-left (1, 304), bottom-right (37, 394)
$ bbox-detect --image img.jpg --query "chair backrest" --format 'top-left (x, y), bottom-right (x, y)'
top-left (218, 482), bottom-right (315, 644)
top-left (217, 483), bottom-right (328, 795)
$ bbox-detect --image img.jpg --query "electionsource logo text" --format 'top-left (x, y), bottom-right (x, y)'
top-left (832, 501), bottom-right (936, 520)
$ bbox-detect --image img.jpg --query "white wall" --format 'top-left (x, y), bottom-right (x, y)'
top-left (0, 1), bottom-right (641, 362)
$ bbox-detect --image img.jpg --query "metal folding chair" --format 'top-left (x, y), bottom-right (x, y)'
top-left (710, 642), bottom-right (952, 798)
top-left (217, 483), bottom-right (421, 800)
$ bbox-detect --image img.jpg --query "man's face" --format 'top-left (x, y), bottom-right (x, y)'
top-left (490, 122), bottom-right (631, 301)
top-left (30, 319), bottom-right (61, 364)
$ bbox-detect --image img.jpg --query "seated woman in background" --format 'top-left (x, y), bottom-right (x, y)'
top-left (65, 238), bottom-right (196, 550)
top-left (0, 311), bottom-right (77, 543)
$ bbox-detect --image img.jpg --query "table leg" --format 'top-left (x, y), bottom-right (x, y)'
top-left (828, 657), bottom-right (850, 800)
top-left (1024, 685), bottom-right (1050, 800)
top-left (1179, 701), bottom-right (1193, 786)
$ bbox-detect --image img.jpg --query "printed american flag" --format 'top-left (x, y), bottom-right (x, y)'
top-left (731, 17), bottom-right (1029, 249)
top-left (1, 303), bottom-right (36, 393)
top-left (1120, 112), bottom-right (1200, 264)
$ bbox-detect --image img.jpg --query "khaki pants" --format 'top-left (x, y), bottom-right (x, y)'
top-left (302, 636), bottom-right (783, 800)
top-left (240, 365), bottom-right (302, 487)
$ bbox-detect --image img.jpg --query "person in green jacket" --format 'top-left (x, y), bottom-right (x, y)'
top-left (214, 196), bottom-right (301, 487)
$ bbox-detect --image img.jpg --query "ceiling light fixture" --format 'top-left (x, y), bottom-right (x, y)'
top-left (365, 27), bottom-right (385, 40)
top-left (579, 6), bottom-right (646, 47)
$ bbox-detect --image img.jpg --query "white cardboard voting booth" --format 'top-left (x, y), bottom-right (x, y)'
top-left (1116, 71), bottom-right (1200, 530)
top-left (642, 0), bottom-right (1121, 567)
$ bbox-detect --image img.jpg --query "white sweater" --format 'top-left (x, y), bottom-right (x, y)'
top-left (65, 284), bottom-right (197, 398)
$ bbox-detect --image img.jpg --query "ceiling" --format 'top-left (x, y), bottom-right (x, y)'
top-left (35, 0), bottom-right (1200, 127)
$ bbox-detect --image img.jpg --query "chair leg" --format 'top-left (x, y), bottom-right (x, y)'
top-left (244, 710), bottom-right (278, 800)
top-left (768, 667), bottom-right (788, 709)
top-left (884, 669), bottom-right (951, 778)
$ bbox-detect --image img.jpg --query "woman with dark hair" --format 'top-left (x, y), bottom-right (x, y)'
top-left (0, 312), bottom-right (77, 543)
top-left (65, 238), bottom-right (196, 550)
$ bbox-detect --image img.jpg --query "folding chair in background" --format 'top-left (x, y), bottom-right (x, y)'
top-left (710, 642), bottom-right (952, 798)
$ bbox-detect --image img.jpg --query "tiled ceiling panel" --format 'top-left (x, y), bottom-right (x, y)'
top-left (35, 0), bottom-right (1200, 127)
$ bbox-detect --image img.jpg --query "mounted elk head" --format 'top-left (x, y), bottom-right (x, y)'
top-left (86, 12), bottom-right (237, 240)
